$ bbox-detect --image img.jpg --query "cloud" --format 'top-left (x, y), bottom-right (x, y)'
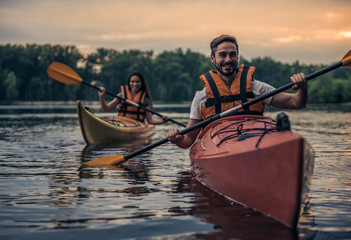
top-left (1, 0), bottom-right (350, 64)
top-left (338, 31), bottom-right (351, 38)
top-left (274, 36), bottom-right (302, 43)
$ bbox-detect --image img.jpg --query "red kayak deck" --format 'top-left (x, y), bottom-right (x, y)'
top-left (189, 115), bottom-right (314, 228)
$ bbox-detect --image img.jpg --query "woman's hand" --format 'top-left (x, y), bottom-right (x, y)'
top-left (98, 87), bottom-right (106, 98)
top-left (162, 115), bottom-right (169, 123)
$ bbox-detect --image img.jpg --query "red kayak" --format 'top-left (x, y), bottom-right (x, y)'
top-left (189, 113), bottom-right (315, 228)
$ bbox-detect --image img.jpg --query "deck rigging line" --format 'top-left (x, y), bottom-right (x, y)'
top-left (210, 118), bottom-right (278, 147)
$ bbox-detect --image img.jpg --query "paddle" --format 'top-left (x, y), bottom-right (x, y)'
top-left (46, 62), bottom-right (186, 127)
top-left (86, 49), bottom-right (351, 167)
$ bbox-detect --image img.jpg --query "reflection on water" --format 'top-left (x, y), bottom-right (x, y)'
top-left (175, 171), bottom-right (302, 240)
top-left (0, 105), bottom-right (350, 239)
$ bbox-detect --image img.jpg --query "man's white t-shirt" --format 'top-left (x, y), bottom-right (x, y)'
top-left (189, 80), bottom-right (276, 120)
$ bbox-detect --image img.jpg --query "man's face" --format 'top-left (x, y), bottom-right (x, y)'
top-left (211, 41), bottom-right (238, 77)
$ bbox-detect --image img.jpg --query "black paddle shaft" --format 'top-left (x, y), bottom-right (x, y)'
top-left (124, 116), bottom-right (217, 161)
top-left (241, 61), bottom-right (343, 109)
top-left (81, 81), bottom-right (186, 127)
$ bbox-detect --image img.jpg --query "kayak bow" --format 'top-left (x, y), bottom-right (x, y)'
top-left (189, 113), bottom-right (315, 228)
top-left (77, 101), bottom-right (154, 145)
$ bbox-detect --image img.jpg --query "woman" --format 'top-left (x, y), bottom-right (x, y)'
top-left (98, 71), bottom-right (169, 125)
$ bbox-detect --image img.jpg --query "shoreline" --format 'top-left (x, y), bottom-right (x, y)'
top-left (1, 101), bottom-right (350, 106)
top-left (0, 101), bottom-right (192, 109)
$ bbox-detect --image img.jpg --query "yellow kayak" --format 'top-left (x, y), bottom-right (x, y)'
top-left (77, 101), bottom-right (154, 145)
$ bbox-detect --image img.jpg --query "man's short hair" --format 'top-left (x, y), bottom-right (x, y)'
top-left (210, 34), bottom-right (239, 56)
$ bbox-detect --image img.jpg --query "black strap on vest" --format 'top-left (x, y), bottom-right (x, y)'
top-left (120, 85), bottom-right (128, 117)
top-left (204, 72), bottom-right (221, 114)
top-left (240, 66), bottom-right (250, 111)
top-left (204, 68), bottom-right (255, 114)
top-left (119, 86), bottom-right (146, 121)
top-left (205, 94), bottom-right (242, 107)
top-left (136, 90), bottom-right (145, 121)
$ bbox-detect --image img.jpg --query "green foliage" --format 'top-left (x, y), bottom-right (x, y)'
top-left (28, 76), bottom-right (41, 100)
top-left (0, 43), bottom-right (350, 103)
top-left (3, 71), bottom-right (18, 101)
top-left (309, 75), bottom-right (351, 103)
top-left (0, 44), bottom-right (83, 101)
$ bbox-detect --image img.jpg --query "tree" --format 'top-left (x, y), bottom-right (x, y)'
top-left (3, 71), bottom-right (19, 101)
top-left (0, 43), bottom-right (350, 103)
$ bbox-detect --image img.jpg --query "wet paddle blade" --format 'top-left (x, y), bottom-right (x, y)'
top-left (341, 49), bottom-right (351, 67)
top-left (47, 62), bottom-right (83, 84)
top-left (85, 155), bottom-right (126, 167)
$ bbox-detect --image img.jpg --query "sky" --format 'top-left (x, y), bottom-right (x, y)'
top-left (1, 0), bottom-right (350, 64)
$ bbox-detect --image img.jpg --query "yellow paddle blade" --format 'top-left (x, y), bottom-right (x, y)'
top-left (47, 62), bottom-right (83, 84)
top-left (341, 49), bottom-right (351, 67)
top-left (85, 155), bottom-right (126, 167)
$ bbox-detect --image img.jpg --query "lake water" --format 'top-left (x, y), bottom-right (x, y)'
top-left (0, 103), bottom-right (350, 240)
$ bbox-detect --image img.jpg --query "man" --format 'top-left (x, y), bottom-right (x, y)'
top-left (167, 34), bottom-right (308, 148)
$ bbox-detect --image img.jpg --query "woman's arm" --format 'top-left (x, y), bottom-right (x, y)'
top-left (98, 87), bottom-right (120, 112)
top-left (145, 109), bottom-right (169, 125)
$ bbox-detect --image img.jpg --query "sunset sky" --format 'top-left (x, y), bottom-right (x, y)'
top-left (1, 0), bottom-right (350, 64)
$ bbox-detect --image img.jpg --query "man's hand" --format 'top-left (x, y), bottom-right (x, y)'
top-left (290, 73), bottom-right (307, 90)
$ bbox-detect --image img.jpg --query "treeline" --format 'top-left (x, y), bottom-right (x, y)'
top-left (1, 44), bottom-right (350, 103)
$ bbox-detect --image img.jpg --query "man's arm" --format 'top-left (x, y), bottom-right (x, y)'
top-left (271, 73), bottom-right (308, 109)
top-left (167, 119), bottom-right (202, 148)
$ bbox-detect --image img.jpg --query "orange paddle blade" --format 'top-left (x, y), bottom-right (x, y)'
top-left (85, 155), bottom-right (126, 167)
top-left (341, 49), bottom-right (351, 67)
top-left (47, 62), bottom-right (83, 84)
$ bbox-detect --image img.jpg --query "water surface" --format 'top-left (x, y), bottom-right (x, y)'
top-left (0, 104), bottom-right (350, 239)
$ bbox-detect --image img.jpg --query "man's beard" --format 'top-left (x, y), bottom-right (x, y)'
top-left (215, 61), bottom-right (236, 76)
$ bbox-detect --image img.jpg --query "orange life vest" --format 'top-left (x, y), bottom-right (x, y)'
top-left (118, 85), bottom-right (146, 122)
top-left (200, 64), bottom-right (265, 120)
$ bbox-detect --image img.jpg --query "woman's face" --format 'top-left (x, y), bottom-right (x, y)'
top-left (129, 75), bottom-right (142, 93)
